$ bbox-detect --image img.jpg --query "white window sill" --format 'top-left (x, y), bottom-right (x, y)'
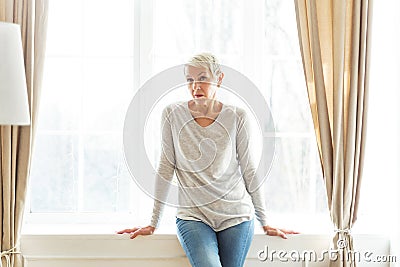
top-left (21, 223), bottom-right (393, 266)
top-left (20, 231), bottom-right (392, 267)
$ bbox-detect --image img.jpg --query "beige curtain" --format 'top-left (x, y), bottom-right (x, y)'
top-left (0, 0), bottom-right (48, 266)
top-left (294, 0), bottom-right (372, 266)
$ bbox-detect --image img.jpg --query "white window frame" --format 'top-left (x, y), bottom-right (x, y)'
top-left (24, 0), bottom-right (324, 231)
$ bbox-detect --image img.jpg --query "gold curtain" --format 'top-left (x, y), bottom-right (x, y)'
top-left (294, 0), bottom-right (372, 266)
top-left (0, 0), bottom-right (48, 266)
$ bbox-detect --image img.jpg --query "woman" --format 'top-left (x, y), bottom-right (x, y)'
top-left (118, 53), bottom-right (298, 267)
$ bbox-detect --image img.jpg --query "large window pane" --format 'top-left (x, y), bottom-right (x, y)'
top-left (265, 137), bottom-right (326, 213)
top-left (83, 58), bottom-right (133, 131)
top-left (266, 59), bottom-right (313, 132)
top-left (28, 0), bottom-right (327, 231)
top-left (153, 0), bottom-right (244, 57)
top-left (29, 0), bottom-right (134, 218)
top-left (82, 134), bottom-right (129, 212)
top-left (46, 0), bottom-right (83, 57)
top-left (83, 0), bottom-right (134, 57)
top-left (37, 58), bottom-right (83, 131)
top-left (264, 0), bottom-right (300, 56)
top-left (30, 135), bottom-right (78, 212)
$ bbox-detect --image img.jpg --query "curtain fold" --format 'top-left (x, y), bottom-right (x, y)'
top-left (0, 1), bottom-right (48, 266)
top-left (294, 0), bottom-right (372, 266)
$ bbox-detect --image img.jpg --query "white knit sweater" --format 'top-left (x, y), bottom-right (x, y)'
top-left (150, 101), bottom-right (268, 231)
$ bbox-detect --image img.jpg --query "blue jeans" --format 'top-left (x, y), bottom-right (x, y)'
top-left (176, 218), bottom-right (254, 267)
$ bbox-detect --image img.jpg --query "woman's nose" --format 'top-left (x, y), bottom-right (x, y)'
top-left (193, 82), bottom-right (201, 90)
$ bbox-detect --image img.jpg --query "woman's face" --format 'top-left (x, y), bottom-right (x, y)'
top-left (185, 65), bottom-right (223, 100)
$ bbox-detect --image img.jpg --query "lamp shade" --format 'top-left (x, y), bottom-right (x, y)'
top-left (0, 22), bottom-right (30, 125)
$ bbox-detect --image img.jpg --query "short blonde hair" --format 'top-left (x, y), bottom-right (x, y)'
top-left (185, 53), bottom-right (222, 79)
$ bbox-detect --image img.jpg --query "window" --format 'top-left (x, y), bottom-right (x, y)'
top-left (354, 0), bottom-right (400, 236)
top-left (26, 0), bottom-right (330, 232)
top-left (27, 0), bottom-right (135, 223)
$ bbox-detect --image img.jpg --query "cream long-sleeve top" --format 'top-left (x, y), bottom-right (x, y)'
top-left (150, 101), bottom-right (269, 231)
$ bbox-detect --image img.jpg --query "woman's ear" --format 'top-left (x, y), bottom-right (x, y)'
top-left (217, 73), bottom-right (224, 87)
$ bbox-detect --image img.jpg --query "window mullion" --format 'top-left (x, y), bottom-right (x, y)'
top-left (136, 0), bottom-right (154, 88)
top-left (242, 0), bottom-right (264, 89)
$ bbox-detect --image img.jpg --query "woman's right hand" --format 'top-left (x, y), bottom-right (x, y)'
top-left (117, 226), bottom-right (156, 239)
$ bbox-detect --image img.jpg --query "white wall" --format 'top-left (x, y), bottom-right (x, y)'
top-left (21, 234), bottom-right (392, 267)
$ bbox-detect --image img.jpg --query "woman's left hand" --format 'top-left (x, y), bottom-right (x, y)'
top-left (262, 225), bottom-right (300, 239)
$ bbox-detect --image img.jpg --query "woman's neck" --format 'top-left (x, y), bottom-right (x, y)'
top-left (188, 99), bottom-right (222, 119)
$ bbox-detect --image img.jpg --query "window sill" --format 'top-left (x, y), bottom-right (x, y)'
top-left (20, 231), bottom-right (392, 267)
